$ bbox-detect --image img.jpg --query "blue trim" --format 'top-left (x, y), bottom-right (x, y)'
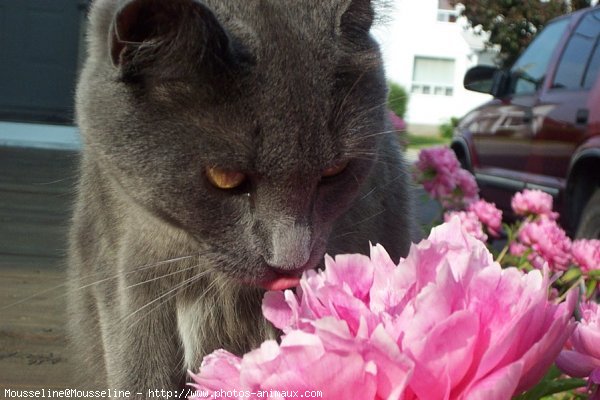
top-left (0, 121), bottom-right (81, 150)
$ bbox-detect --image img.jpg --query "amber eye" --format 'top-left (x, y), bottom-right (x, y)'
top-left (206, 166), bottom-right (246, 190)
top-left (322, 160), bottom-right (349, 178)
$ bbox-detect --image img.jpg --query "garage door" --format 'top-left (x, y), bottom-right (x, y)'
top-left (0, 1), bottom-right (88, 124)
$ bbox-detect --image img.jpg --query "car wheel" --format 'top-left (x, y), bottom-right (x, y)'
top-left (576, 187), bottom-right (600, 239)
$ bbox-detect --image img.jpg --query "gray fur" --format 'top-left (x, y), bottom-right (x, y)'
top-left (68, 0), bottom-right (416, 398)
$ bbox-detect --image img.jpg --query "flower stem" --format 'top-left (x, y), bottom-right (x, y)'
top-left (557, 276), bottom-right (584, 302)
top-left (496, 244), bottom-right (509, 264)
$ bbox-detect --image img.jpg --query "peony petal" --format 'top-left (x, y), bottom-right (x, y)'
top-left (252, 330), bottom-right (378, 399)
top-left (428, 216), bottom-right (495, 282)
top-left (310, 318), bottom-right (413, 400)
top-left (239, 340), bottom-right (283, 389)
top-left (323, 285), bottom-right (379, 335)
top-left (406, 310), bottom-right (479, 400)
top-left (556, 350), bottom-right (600, 378)
top-left (262, 290), bottom-right (294, 331)
top-left (367, 325), bottom-right (414, 400)
top-left (514, 289), bottom-right (577, 393)
top-left (467, 267), bottom-right (548, 385)
top-left (571, 324), bottom-right (600, 361)
top-left (464, 361), bottom-right (523, 400)
top-left (591, 367), bottom-right (600, 384)
top-left (370, 245), bottom-right (417, 314)
top-left (189, 349), bottom-right (242, 393)
top-left (324, 253), bottom-right (374, 301)
top-left (369, 243), bottom-right (397, 271)
top-left (310, 317), bottom-right (356, 350)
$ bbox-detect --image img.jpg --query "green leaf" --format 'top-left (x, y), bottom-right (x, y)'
top-left (513, 366), bottom-right (587, 400)
top-left (503, 222), bottom-right (515, 242)
top-left (515, 379), bottom-right (587, 400)
top-left (589, 269), bottom-right (600, 280)
top-left (586, 279), bottom-right (598, 298)
top-left (561, 268), bottom-right (582, 284)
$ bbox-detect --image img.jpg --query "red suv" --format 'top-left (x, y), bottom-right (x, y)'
top-left (453, 7), bottom-right (600, 239)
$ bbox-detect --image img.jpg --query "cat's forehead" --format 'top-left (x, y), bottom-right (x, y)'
top-left (197, 3), bottom-right (346, 165)
top-left (208, 0), bottom-right (339, 35)
top-left (209, 1), bottom-right (339, 65)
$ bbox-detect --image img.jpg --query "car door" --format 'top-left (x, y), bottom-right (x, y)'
top-left (469, 17), bottom-right (571, 209)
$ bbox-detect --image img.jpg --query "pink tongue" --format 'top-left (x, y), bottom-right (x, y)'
top-left (262, 276), bottom-right (301, 291)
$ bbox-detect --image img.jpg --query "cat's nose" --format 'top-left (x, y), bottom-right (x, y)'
top-left (265, 221), bottom-right (312, 271)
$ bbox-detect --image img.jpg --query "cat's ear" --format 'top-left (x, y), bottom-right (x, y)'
top-left (337, 0), bottom-right (374, 38)
top-left (109, 0), bottom-right (233, 80)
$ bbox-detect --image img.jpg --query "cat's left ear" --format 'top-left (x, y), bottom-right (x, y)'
top-left (337, 0), bottom-right (374, 39)
top-left (109, 0), bottom-right (238, 82)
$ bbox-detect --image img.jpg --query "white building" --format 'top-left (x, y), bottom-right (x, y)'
top-left (374, 0), bottom-right (495, 133)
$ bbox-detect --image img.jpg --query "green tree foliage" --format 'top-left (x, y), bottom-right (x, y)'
top-left (452, 0), bottom-right (570, 67)
top-left (439, 117), bottom-right (460, 139)
top-left (388, 82), bottom-right (409, 119)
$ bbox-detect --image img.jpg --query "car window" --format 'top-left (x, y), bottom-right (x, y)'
top-left (510, 18), bottom-right (570, 96)
top-left (552, 9), bottom-right (600, 91)
top-left (584, 41), bottom-right (600, 89)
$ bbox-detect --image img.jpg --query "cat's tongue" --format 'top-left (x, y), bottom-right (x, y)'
top-left (261, 275), bottom-right (301, 291)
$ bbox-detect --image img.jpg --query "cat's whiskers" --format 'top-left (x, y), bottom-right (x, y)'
top-left (334, 69), bottom-right (369, 128)
top-left (0, 254), bottom-right (197, 310)
top-left (329, 208), bottom-right (387, 242)
top-left (346, 154), bottom-right (408, 171)
top-left (82, 267), bottom-right (217, 359)
top-left (31, 175), bottom-right (77, 186)
top-left (121, 270), bottom-right (206, 326)
top-left (357, 186), bottom-right (378, 202)
top-left (123, 264), bottom-right (200, 289)
top-left (353, 128), bottom-right (405, 142)
top-left (356, 171), bottom-right (412, 204)
top-left (126, 269), bottom-right (224, 335)
top-left (75, 254), bottom-right (201, 291)
top-left (330, 167), bottom-right (413, 242)
top-left (341, 93), bottom-right (407, 136)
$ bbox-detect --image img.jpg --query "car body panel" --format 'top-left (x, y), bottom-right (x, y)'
top-left (454, 7), bottom-right (600, 234)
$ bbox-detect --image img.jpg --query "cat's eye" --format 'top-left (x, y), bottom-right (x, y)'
top-left (322, 160), bottom-right (349, 178)
top-left (206, 166), bottom-right (246, 190)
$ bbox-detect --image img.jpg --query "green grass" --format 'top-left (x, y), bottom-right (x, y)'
top-left (406, 133), bottom-right (451, 149)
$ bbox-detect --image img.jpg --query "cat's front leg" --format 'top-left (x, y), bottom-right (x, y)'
top-left (102, 299), bottom-right (186, 400)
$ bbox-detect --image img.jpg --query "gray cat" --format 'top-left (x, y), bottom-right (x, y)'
top-left (68, 0), bottom-right (415, 398)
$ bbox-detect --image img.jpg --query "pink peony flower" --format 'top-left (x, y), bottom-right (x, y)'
top-left (514, 218), bottom-right (572, 271)
top-left (571, 239), bottom-right (600, 274)
top-left (453, 168), bottom-right (479, 206)
top-left (414, 147), bottom-right (479, 210)
top-left (468, 199), bottom-right (503, 238)
top-left (556, 301), bottom-right (600, 399)
top-left (509, 242), bottom-right (528, 257)
top-left (414, 146), bottom-right (461, 201)
top-left (389, 111), bottom-right (406, 132)
top-left (190, 218), bottom-right (577, 400)
top-left (511, 189), bottom-right (559, 220)
top-left (444, 210), bottom-right (487, 242)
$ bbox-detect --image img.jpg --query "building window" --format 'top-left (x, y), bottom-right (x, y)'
top-left (411, 57), bottom-right (456, 96)
top-left (437, 0), bottom-right (458, 22)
